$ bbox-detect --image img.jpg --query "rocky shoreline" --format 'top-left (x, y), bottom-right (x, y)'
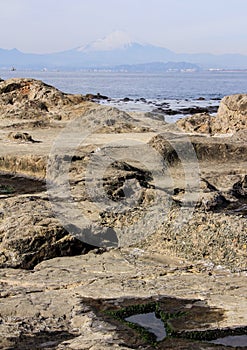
top-left (0, 78), bottom-right (246, 349)
top-left (96, 94), bottom-right (220, 122)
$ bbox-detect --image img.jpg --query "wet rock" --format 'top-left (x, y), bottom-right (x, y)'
top-left (153, 106), bottom-right (218, 117)
top-left (139, 97), bottom-right (147, 102)
top-left (211, 97), bottom-right (221, 101)
top-left (0, 174), bottom-right (46, 196)
top-left (121, 97), bottom-right (132, 102)
top-left (162, 107), bottom-right (180, 115)
top-left (178, 105), bottom-right (218, 115)
top-left (84, 92), bottom-right (109, 101)
top-left (159, 102), bottom-right (170, 107)
top-left (152, 107), bottom-right (178, 115)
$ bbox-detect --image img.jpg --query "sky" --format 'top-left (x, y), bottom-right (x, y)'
top-left (0, 0), bottom-right (247, 55)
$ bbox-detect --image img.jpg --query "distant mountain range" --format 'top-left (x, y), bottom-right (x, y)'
top-left (1, 31), bottom-right (247, 71)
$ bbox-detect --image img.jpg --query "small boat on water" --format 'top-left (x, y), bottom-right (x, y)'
top-left (10, 67), bottom-right (16, 71)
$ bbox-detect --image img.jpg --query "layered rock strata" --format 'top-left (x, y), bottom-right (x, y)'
top-left (0, 78), bottom-right (246, 349)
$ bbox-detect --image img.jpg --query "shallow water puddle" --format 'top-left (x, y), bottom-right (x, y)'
top-left (210, 335), bottom-right (247, 347)
top-left (125, 312), bottom-right (166, 341)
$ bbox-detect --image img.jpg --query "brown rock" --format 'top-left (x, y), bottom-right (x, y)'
top-left (7, 131), bottom-right (37, 143)
top-left (176, 94), bottom-right (247, 135)
top-left (213, 94), bottom-right (247, 134)
top-left (176, 113), bottom-right (212, 134)
top-left (0, 78), bottom-right (86, 120)
top-left (0, 80), bottom-right (246, 349)
top-left (0, 196), bottom-right (95, 269)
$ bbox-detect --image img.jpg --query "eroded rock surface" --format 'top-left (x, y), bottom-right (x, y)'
top-left (0, 250), bottom-right (246, 349)
top-left (0, 78), bottom-right (151, 134)
top-left (0, 78), bottom-right (84, 118)
top-left (215, 94), bottom-right (247, 134)
top-left (176, 94), bottom-right (247, 135)
top-left (0, 79), bottom-right (246, 349)
top-left (0, 196), bottom-right (95, 269)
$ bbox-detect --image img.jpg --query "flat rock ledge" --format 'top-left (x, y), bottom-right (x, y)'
top-left (0, 250), bottom-right (247, 349)
top-left (0, 78), bottom-right (246, 349)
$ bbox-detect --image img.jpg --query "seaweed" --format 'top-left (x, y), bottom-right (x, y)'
top-left (0, 184), bottom-right (15, 194)
top-left (105, 301), bottom-right (186, 345)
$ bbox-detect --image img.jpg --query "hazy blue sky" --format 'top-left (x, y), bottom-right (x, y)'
top-left (0, 0), bottom-right (246, 54)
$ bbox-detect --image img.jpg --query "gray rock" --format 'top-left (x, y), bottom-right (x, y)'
top-left (0, 79), bottom-right (246, 349)
top-left (0, 78), bottom-right (85, 120)
top-left (214, 94), bottom-right (247, 134)
top-left (0, 196), bottom-right (95, 269)
top-left (176, 94), bottom-right (247, 135)
top-left (0, 249), bottom-right (246, 349)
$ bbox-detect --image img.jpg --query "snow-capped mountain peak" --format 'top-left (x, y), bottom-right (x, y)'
top-left (77, 31), bottom-right (133, 52)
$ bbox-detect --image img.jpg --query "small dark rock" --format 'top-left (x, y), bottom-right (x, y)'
top-left (122, 97), bottom-right (132, 102)
top-left (139, 97), bottom-right (147, 102)
top-left (163, 109), bottom-right (180, 115)
top-left (96, 92), bottom-right (108, 100)
top-left (160, 102), bottom-right (170, 107)
top-left (85, 93), bottom-right (108, 101)
top-left (178, 106), bottom-right (219, 115)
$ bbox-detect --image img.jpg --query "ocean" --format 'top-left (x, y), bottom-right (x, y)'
top-left (1, 70), bottom-right (247, 120)
top-left (1, 70), bottom-right (247, 99)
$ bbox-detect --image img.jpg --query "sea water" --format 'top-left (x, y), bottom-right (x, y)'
top-left (1, 70), bottom-right (247, 100)
top-left (1, 70), bottom-right (247, 122)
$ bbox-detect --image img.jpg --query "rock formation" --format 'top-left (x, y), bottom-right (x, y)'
top-left (0, 78), bottom-right (246, 349)
top-left (176, 93), bottom-right (247, 135)
top-left (213, 94), bottom-right (247, 133)
top-left (0, 78), bottom-right (84, 117)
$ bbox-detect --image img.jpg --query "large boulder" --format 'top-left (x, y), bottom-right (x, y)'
top-left (0, 78), bottom-right (84, 116)
top-left (213, 94), bottom-right (247, 134)
top-left (0, 78), bottom-right (149, 133)
top-left (0, 196), bottom-right (95, 269)
top-left (0, 78), bottom-right (85, 120)
top-left (176, 94), bottom-right (247, 135)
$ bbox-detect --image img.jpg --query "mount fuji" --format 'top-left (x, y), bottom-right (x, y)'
top-left (1, 31), bottom-right (247, 70)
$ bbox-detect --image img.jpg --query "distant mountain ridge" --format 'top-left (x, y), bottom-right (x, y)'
top-left (1, 31), bottom-right (247, 70)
